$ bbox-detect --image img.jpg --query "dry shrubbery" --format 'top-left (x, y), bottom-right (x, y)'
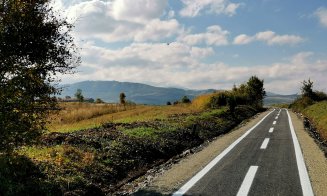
top-left (191, 92), bottom-right (219, 110)
top-left (50, 102), bottom-right (136, 124)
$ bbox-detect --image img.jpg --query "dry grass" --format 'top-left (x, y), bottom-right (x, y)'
top-left (47, 104), bottom-right (199, 133)
top-left (50, 102), bottom-right (135, 124)
top-left (191, 92), bottom-right (218, 110)
top-left (17, 145), bottom-right (94, 167)
top-left (303, 101), bottom-right (327, 141)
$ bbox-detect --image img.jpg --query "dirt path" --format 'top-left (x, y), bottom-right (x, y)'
top-left (139, 110), bottom-right (327, 195)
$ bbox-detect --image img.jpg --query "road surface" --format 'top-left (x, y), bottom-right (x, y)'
top-left (173, 109), bottom-right (313, 196)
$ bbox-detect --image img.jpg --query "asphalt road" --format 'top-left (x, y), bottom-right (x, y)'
top-left (173, 109), bottom-right (313, 196)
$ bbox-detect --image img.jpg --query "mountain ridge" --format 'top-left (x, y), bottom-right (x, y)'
top-left (60, 80), bottom-right (298, 105)
top-left (60, 80), bottom-right (216, 105)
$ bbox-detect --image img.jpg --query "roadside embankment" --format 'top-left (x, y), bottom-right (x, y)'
top-left (290, 111), bottom-right (327, 196)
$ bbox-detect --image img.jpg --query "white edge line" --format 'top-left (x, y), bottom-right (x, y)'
top-left (260, 138), bottom-right (270, 149)
top-left (236, 166), bottom-right (259, 196)
top-left (172, 110), bottom-right (274, 196)
top-left (286, 110), bottom-right (314, 196)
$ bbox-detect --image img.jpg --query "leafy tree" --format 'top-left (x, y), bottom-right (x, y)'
top-left (301, 79), bottom-right (314, 99)
top-left (246, 76), bottom-right (266, 108)
top-left (181, 96), bottom-right (191, 104)
top-left (167, 101), bottom-right (172, 105)
top-left (0, 0), bottom-right (79, 151)
top-left (314, 90), bottom-right (327, 101)
top-left (75, 89), bottom-right (84, 102)
top-left (95, 98), bottom-right (104, 103)
top-left (210, 93), bottom-right (227, 108)
top-left (120, 92), bottom-right (126, 105)
top-left (227, 94), bottom-right (236, 114)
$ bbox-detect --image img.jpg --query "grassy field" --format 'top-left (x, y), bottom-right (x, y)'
top-left (48, 103), bottom-right (199, 133)
top-left (302, 101), bottom-right (327, 140)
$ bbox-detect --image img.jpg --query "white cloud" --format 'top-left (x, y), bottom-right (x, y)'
top-left (111, 0), bottom-right (168, 23)
top-left (63, 0), bottom-right (179, 43)
top-left (134, 19), bottom-right (180, 42)
top-left (233, 34), bottom-right (253, 45)
top-left (179, 25), bottom-right (229, 46)
top-left (179, 0), bottom-right (241, 17)
top-left (315, 7), bottom-right (327, 28)
top-left (233, 31), bottom-right (304, 46)
top-left (61, 36), bottom-right (327, 94)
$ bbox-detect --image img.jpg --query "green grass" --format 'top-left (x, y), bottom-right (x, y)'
top-left (17, 145), bottom-right (94, 167)
top-left (303, 101), bottom-right (327, 140)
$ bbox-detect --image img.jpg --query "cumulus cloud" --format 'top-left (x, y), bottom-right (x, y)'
top-left (233, 31), bottom-right (304, 45)
top-left (179, 0), bottom-right (241, 17)
top-left (62, 0), bottom-right (179, 43)
top-left (179, 25), bottom-right (229, 46)
top-left (111, 0), bottom-right (168, 23)
top-left (315, 7), bottom-right (327, 28)
top-left (233, 34), bottom-right (253, 45)
top-left (61, 36), bottom-right (327, 94)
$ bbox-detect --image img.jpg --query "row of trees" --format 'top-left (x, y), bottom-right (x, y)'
top-left (300, 79), bottom-right (327, 102)
top-left (289, 79), bottom-right (327, 111)
top-left (209, 76), bottom-right (266, 112)
top-left (167, 95), bottom-right (191, 105)
top-left (68, 89), bottom-right (127, 104)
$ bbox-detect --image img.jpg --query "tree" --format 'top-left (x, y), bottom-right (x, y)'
top-left (166, 101), bottom-right (172, 105)
top-left (75, 89), bottom-right (84, 102)
top-left (0, 0), bottom-right (79, 151)
top-left (246, 76), bottom-right (266, 108)
top-left (95, 98), bottom-right (104, 104)
top-left (181, 96), bottom-right (191, 104)
top-left (120, 92), bottom-right (126, 105)
top-left (301, 79), bottom-right (314, 99)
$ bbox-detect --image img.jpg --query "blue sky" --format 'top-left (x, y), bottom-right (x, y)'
top-left (54, 0), bottom-right (327, 94)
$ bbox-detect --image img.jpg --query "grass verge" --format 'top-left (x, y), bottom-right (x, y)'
top-left (302, 101), bottom-right (327, 141)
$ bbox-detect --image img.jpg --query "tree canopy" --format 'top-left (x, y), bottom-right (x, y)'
top-left (209, 76), bottom-right (266, 110)
top-left (0, 0), bottom-right (79, 151)
top-left (75, 89), bottom-right (84, 102)
top-left (119, 92), bottom-right (126, 105)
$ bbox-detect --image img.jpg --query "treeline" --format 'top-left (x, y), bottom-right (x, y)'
top-left (208, 76), bottom-right (266, 112)
top-left (290, 79), bottom-right (327, 111)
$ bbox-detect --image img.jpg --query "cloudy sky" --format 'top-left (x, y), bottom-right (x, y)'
top-left (55, 0), bottom-right (327, 94)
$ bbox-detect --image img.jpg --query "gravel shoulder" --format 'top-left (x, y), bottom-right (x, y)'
top-left (290, 111), bottom-right (327, 196)
top-left (139, 110), bottom-right (327, 195)
top-left (141, 110), bottom-right (271, 195)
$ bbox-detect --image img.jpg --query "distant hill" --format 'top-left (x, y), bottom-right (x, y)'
top-left (60, 80), bottom-right (298, 106)
top-left (60, 81), bottom-right (216, 105)
top-left (264, 92), bottom-right (298, 106)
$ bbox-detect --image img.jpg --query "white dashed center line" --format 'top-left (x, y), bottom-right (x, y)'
top-left (269, 127), bottom-right (274, 133)
top-left (273, 121), bottom-right (276, 125)
top-left (260, 138), bottom-right (270, 149)
top-left (237, 166), bottom-right (259, 196)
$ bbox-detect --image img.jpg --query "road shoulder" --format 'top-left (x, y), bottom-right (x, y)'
top-left (290, 111), bottom-right (327, 196)
top-left (141, 110), bottom-right (271, 195)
